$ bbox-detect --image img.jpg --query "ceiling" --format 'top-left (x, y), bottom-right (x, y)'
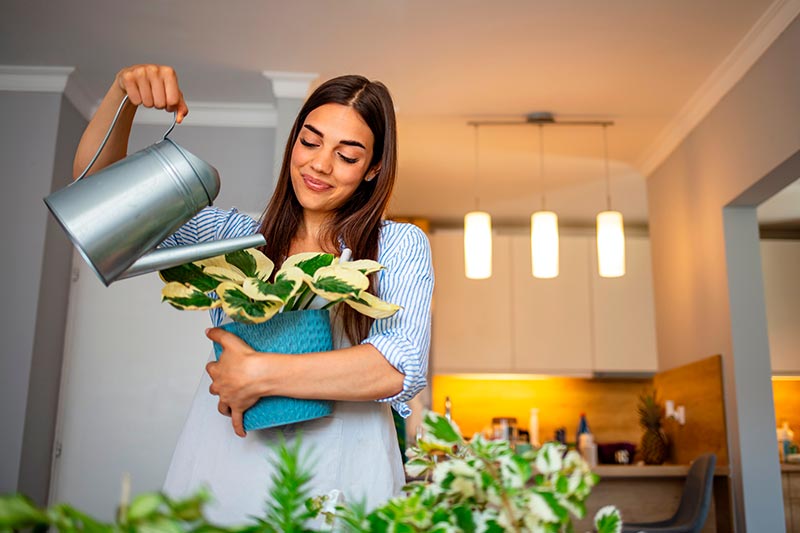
top-left (3, 0), bottom-right (795, 227)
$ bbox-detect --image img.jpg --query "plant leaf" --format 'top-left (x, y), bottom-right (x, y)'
top-left (161, 283), bottom-right (221, 310)
top-left (216, 282), bottom-right (282, 324)
top-left (158, 263), bottom-right (219, 292)
top-left (127, 493), bottom-right (165, 521)
top-left (594, 505), bottom-right (622, 533)
top-left (282, 252), bottom-right (335, 276)
top-left (308, 265), bottom-right (369, 301)
top-left (336, 259), bottom-right (384, 275)
top-left (224, 248), bottom-right (274, 280)
top-left (195, 256), bottom-right (247, 283)
top-left (344, 291), bottom-right (401, 319)
top-left (0, 494), bottom-right (49, 528)
top-left (423, 411), bottom-right (463, 446)
top-left (241, 266), bottom-right (305, 303)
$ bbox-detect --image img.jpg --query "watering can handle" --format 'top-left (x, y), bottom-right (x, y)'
top-left (74, 94), bottom-right (179, 182)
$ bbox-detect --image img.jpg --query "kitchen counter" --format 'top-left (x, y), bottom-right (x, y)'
top-left (781, 463), bottom-right (800, 472)
top-left (594, 464), bottom-right (730, 478)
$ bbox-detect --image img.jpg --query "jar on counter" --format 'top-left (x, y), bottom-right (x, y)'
top-left (492, 417), bottom-right (519, 446)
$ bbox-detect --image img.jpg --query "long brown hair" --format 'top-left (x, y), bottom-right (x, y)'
top-left (257, 75), bottom-right (398, 344)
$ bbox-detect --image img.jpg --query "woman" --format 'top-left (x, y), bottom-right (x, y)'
top-left (73, 64), bottom-right (433, 524)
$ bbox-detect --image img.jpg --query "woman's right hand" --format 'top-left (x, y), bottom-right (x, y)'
top-left (73, 64), bottom-right (189, 179)
top-left (115, 64), bottom-right (189, 123)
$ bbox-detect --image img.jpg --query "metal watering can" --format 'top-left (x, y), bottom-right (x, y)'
top-left (44, 95), bottom-right (266, 286)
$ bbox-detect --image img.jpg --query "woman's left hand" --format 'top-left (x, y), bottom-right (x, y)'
top-left (205, 327), bottom-right (268, 438)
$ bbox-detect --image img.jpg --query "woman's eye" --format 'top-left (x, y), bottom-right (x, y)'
top-left (299, 138), bottom-right (317, 148)
top-left (338, 153), bottom-right (358, 164)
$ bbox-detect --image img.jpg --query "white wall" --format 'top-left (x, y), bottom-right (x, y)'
top-left (647, 14), bottom-right (800, 532)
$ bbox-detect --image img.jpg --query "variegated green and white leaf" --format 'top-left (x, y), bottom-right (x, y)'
top-left (336, 259), bottom-right (384, 275)
top-left (241, 266), bottom-right (305, 303)
top-left (159, 262), bottom-right (220, 292)
top-left (224, 248), bottom-right (274, 280)
top-left (344, 291), bottom-right (401, 319)
top-left (308, 265), bottom-right (369, 302)
top-left (161, 282), bottom-right (221, 310)
top-left (281, 252), bottom-right (335, 276)
top-left (195, 255), bottom-right (247, 283)
top-left (216, 282), bottom-right (282, 324)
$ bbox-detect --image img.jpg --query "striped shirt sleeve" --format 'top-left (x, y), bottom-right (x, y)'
top-left (159, 206), bottom-right (259, 326)
top-left (363, 222), bottom-right (434, 418)
top-left (158, 206), bottom-right (259, 247)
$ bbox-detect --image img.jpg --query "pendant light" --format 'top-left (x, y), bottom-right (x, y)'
top-left (464, 125), bottom-right (492, 279)
top-left (596, 124), bottom-right (625, 277)
top-left (531, 124), bottom-right (559, 279)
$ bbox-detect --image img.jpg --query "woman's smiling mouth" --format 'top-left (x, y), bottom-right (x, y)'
top-left (302, 174), bottom-right (333, 192)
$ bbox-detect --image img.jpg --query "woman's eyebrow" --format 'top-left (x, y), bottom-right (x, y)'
top-left (303, 124), bottom-right (366, 150)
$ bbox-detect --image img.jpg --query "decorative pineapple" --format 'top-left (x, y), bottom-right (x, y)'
top-left (637, 390), bottom-right (669, 464)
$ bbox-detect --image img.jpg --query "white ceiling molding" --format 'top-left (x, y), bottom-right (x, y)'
top-left (262, 71), bottom-right (318, 99)
top-left (637, 0), bottom-right (800, 177)
top-left (131, 101), bottom-right (278, 128)
top-left (0, 65), bottom-right (74, 92)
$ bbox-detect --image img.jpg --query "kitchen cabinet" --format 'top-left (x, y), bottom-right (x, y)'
top-left (761, 240), bottom-right (800, 374)
top-left (431, 230), bottom-right (514, 372)
top-left (510, 234), bottom-right (593, 373)
top-left (590, 236), bottom-right (658, 373)
top-left (431, 229), bottom-right (659, 375)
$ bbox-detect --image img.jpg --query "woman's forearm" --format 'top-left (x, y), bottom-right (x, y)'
top-left (257, 343), bottom-right (405, 401)
top-left (72, 82), bottom-right (136, 179)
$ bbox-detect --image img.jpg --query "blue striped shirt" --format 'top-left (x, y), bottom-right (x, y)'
top-left (160, 207), bottom-right (434, 417)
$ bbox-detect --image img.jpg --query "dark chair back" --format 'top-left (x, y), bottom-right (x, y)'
top-left (671, 453), bottom-right (717, 530)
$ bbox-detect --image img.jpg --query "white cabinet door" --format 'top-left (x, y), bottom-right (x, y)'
top-left (431, 230), bottom-right (513, 373)
top-left (510, 234), bottom-right (593, 373)
top-left (590, 235), bottom-right (658, 373)
top-left (761, 240), bottom-right (800, 373)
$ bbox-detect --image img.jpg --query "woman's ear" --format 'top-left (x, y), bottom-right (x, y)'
top-left (365, 167), bottom-right (381, 182)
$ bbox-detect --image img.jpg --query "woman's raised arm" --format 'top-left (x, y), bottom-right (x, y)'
top-left (72, 64), bottom-right (189, 179)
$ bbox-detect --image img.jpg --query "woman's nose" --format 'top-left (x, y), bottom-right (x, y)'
top-left (310, 149), bottom-right (333, 175)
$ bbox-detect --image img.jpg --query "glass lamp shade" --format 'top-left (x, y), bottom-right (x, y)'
top-left (464, 211), bottom-right (492, 279)
top-left (597, 210), bottom-right (625, 277)
top-left (531, 211), bottom-right (559, 279)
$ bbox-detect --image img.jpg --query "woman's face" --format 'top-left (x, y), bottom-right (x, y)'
top-left (290, 103), bottom-right (377, 218)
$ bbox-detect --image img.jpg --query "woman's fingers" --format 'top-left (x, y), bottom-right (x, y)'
top-left (231, 411), bottom-right (246, 438)
top-left (115, 64), bottom-right (188, 121)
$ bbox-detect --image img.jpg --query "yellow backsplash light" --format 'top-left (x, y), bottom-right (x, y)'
top-left (432, 374), bottom-right (650, 444)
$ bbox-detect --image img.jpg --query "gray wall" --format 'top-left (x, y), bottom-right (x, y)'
top-left (647, 14), bottom-right (800, 531)
top-left (0, 91), bottom-right (76, 500)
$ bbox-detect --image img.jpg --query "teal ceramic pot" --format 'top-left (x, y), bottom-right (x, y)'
top-left (212, 309), bottom-right (334, 431)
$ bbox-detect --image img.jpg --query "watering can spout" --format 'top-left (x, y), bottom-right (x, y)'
top-left (117, 233), bottom-right (267, 282)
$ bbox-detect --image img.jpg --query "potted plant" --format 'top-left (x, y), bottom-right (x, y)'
top-left (0, 412), bottom-right (622, 532)
top-left (159, 248), bottom-right (400, 430)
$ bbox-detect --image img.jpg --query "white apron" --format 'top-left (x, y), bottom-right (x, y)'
top-left (162, 313), bottom-right (406, 526)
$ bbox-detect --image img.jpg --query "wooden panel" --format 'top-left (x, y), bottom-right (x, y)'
top-left (510, 234), bottom-right (593, 373)
top-left (653, 355), bottom-right (728, 465)
top-left (761, 240), bottom-right (800, 373)
top-left (430, 231), bottom-right (513, 372)
top-left (431, 375), bottom-right (650, 445)
top-left (590, 235), bottom-right (658, 372)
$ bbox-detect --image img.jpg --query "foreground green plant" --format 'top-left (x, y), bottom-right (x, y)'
top-left (160, 248), bottom-right (400, 324)
top-left (0, 413), bottom-right (621, 532)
